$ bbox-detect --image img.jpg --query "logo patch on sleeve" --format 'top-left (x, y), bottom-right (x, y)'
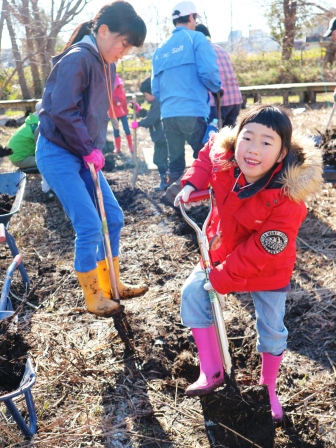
top-left (260, 230), bottom-right (288, 254)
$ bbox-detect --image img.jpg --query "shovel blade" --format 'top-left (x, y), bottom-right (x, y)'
top-left (200, 383), bottom-right (275, 448)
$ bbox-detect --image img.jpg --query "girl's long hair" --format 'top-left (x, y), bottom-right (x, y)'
top-left (62, 1), bottom-right (146, 51)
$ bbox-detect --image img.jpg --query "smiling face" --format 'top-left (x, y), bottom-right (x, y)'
top-left (235, 122), bottom-right (287, 184)
top-left (96, 24), bottom-right (132, 63)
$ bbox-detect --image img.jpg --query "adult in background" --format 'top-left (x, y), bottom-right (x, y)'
top-left (36, 1), bottom-right (148, 318)
top-left (323, 17), bottom-right (336, 102)
top-left (195, 24), bottom-right (242, 128)
top-left (324, 16), bottom-right (336, 41)
top-left (151, 0), bottom-right (222, 203)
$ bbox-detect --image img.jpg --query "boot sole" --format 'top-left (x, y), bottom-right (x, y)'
top-left (186, 378), bottom-right (225, 397)
top-left (88, 304), bottom-right (125, 318)
top-left (119, 288), bottom-right (148, 300)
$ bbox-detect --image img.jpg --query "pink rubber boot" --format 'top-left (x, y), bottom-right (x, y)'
top-left (126, 134), bottom-right (134, 153)
top-left (259, 352), bottom-right (284, 420)
top-left (115, 136), bottom-right (121, 153)
top-left (186, 326), bottom-right (225, 397)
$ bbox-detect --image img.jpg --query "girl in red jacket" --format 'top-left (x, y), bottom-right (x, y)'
top-left (174, 104), bottom-right (322, 420)
top-left (108, 74), bottom-right (133, 153)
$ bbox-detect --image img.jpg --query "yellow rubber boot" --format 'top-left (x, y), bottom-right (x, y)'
top-left (97, 258), bottom-right (148, 300)
top-left (75, 269), bottom-right (124, 317)
top-left (97, 260), bottom-right (114, 299)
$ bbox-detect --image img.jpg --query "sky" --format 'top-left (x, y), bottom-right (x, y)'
top-left (79, 0), bottom-right (270, 43)
top-left (2, 0), bottom-right (269, 48)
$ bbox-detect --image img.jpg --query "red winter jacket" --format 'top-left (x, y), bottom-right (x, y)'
top-left (181, 127), bottom-right (322, 295)
top-left (108, 82), bottom-right (128, 119)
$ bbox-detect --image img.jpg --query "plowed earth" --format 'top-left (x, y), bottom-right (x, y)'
top-left (0, 106), bottom-right (335, 447)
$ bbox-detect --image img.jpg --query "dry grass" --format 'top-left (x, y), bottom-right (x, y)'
top-left (0, 105), bottom-right (335, 447)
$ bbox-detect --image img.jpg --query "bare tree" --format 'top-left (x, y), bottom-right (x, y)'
top-left (0, 0), bottom-right (90, 98)
top-left (263, 0), bottom-right (335, 60)
top-left (3, 0), bottom-right (31, 97)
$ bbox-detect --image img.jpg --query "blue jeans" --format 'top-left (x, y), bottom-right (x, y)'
top-left (209, 104), bottom-right (241, 127)
top-left (36, 135), bottom-right (124, 272)
top-left (113, 115), bottom-right (131, 138)
top-left (181, 263), bottom-right (288, 355)
top-left (162, 116), bottom-right (207, 174)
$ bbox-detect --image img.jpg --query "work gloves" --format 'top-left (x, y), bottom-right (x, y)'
top-left (174, 185), bottom-right (204, 210)
top-left (204, 280), bottom-right (214, 291)
top-left (174, 185), bottom-right (195, 207)
top-left (83, 149), bottom-right (105, 172)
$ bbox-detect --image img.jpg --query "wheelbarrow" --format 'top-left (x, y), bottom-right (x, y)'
top-left (0, 172), bottom-right (26, 228)
top-left (178, 189), bottom-right (275, 448)
top-left (0, 254), bottom-right (37, 438)
top-left (0, 172), bottom-right (29, 285)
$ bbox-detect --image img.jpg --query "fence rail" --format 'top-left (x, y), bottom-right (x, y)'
top-left (1, 82), bottom-right (335, 112)
top-left (240, 82), bottom-right (336, 106)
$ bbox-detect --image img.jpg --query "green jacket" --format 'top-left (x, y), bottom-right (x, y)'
top-left (8, 113), bottom-right (39, 163)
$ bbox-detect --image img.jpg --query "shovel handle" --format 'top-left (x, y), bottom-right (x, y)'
top-left (182, 189), bottom-right (210, 203)
top-left (325, 102), bottom-right (336, 132)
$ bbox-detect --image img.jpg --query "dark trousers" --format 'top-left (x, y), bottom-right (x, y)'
top-left (153, 141), bottom-right (168, 175)
top-left (209, 104), bottom-right (241, 127)
top-left (162, 116), bottom-right (207, 174)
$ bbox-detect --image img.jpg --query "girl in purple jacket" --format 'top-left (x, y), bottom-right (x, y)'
top-left (36, 1), bottom-right (148, 318)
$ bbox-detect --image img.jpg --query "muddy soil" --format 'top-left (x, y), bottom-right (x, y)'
top-left (321, 128), bottom-right (336, 167)
top-left (0, 324), bottom-right (29, 395)
top-left (0, 110), bottom-right (335, 447)
top-left (0, 193), bottom-right (14, 215)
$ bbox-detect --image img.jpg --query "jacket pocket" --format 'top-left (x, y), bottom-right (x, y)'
top-left (235, 206), bottom-right (271, 230)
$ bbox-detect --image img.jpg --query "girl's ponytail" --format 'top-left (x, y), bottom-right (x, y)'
top-left (62, 20), bottom-right (94, 51)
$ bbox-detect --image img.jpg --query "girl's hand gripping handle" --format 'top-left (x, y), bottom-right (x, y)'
top-left (83, 149), bottom-right (105, 172)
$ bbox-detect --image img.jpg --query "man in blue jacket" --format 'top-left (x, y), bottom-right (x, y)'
top-left (152, 1), bottom-right (221, 202)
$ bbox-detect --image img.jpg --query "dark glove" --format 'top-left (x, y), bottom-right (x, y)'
top-left (0, 145), bottom-right (13, 157)
top-left (211, 88), bottom-right (224, 99)
top-left (129, 101), bottom-right (142, 112)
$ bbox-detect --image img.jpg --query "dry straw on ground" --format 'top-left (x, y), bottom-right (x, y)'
top-left (0, 105), bottom-right (335, 447)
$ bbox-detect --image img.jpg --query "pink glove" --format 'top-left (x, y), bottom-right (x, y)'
top-left (131, 121), bottom-right (139, 129)
top-left (83, 149), bottom-right (105, 172)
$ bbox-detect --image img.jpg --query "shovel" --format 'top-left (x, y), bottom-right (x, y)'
top-left (131, 93), bottom-right (138, 189)
top-left (179, 189), bottom-right (275, 448)
top-left (312, 101), bottom-right (336, 146)
top-left (88, 164), bottom-right (135, 353)
top-left (325, 101), bottom-right (336, 132)
top-left (179, 188), bottom-right (231, 375)
top-left (214, 91), bottom-right (223, 129)
top-left (317, 102), bottom-right (336, 183)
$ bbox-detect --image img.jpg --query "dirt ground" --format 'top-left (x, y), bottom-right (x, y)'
top-left (0, 104), bottom-right (335, 447)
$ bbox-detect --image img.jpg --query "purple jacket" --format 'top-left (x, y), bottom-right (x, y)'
top-left (38, 36), bottom-right (115, 157)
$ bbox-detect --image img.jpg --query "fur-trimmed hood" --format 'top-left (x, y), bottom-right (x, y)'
top-left (212, 126), bottom-right (323, 203)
